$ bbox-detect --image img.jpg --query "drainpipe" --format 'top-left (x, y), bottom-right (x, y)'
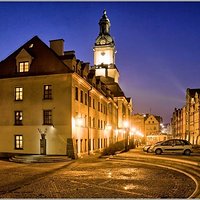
top-left (88, 86), bottom-right (92, 155)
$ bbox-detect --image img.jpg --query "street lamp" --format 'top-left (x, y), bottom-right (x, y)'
top-left (123, 120), bottom-right (129, 152)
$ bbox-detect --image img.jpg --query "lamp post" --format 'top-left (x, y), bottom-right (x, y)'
top-left (123, 121), bottom-right (129, 152)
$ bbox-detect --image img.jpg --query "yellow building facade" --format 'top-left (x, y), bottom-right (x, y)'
top-left (131, 113), bottom-right (163, 144)
top-left (171, 88), bottom-right (200, 145)
top-left (0, 11), bottom-right (132, 158)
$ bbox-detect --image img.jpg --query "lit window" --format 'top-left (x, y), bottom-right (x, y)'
top-left (15, 135), bottom-right (23, 149)
top-left (15, 87), bottom-right (23, 101)
top-left (43, 110), bottom-right (52, 125)
top-left (15, 111), bottom-right (23, 125)
top-left (18, 61), bottom-right (29, 72)
top-left (44, 85), bottom-right (52, 100)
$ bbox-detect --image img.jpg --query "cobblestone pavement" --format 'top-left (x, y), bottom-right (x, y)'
top-left (0, 151), bottom-right (196, 198)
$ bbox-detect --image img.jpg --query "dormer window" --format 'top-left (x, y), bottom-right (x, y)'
top-left (16, 48), bottom-right (33, 74)
top-left (19, 61), bottom-right (29, 72)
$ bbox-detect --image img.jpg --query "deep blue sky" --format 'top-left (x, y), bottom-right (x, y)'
top-left (0, 2), bottom-right (200, 123)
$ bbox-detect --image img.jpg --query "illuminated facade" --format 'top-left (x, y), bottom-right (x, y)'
top-left (172, 88), bottom-right (200, 145)
top-left (131, 113), bottom-right (163, 144)
top-left (0, 11), bottom-right (132, 158)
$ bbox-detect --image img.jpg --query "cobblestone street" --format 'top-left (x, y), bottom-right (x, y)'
top-left (0, 151), bottom-right (197, 198)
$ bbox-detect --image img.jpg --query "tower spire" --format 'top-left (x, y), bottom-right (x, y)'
top-left (93, 10), bottom-right (119, 83)
top-left (99, 9), bottom-right (110, 35)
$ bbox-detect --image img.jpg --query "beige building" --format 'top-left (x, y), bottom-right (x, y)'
top-left (171, 88), bottom-right (200, 145)
top-left (131, 113), bottom-right (163, 144)
top-left (0, 10), bottom-right (132, 158)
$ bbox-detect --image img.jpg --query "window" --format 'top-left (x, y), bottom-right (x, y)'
top-left (89, 96), bottom-right (91, 107)
top-left (89, 116), bottom-right (91, 128)
top-left (15, 111), bottom-right (23, 125)
top-left (75, 87), bottom-right (78, 101)
top-left (15, 135), bottom-right (23, 149)
top-left (85, 93), bottom-right (87, 105)
top-left (93, 139), bottom-right (95, 150)
top-left (43, 110), bottom-right (52, 125)
top-left (98, 119), bottom-right (100, 129)
top-left (98, 138), bottom-right (100, 148)
top-left (85, 139), bottom-right (87, 152)
top-left (98, 102), bottom-right (100, 111)
top-left (15, 87), bottom-right (23, 101)
top-left (18, 61), bottom-right (29, 72)
top-left (44, 85), bottom-right (52, 100)
top-left (80, 139), bottom-right (83, 153)
top-left (93, 118), bottom-right (95, 128)
top-left (93, 99), bottom-right (95, 109)
top-left (80, 90), bottom-right (83, 103)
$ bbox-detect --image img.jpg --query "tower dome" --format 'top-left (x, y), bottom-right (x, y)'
top-left (93, 10), bottom-right (119, 83)
top-left (95, 10), bottom-right (115, 46)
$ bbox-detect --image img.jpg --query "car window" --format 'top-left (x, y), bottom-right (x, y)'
top-left (175, 140), bottom-right (184, 146)
top-left (162, 140), bottom-right (174, 146)
top-left (183, 140), bottom-right (191, 145)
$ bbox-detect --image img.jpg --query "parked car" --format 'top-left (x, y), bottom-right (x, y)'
top-left (148, 139), bottom-right (193, 155)
top-left (143, 141), bottom-right (162, 153)
top-left (143, 144), bottom-right (151, 152)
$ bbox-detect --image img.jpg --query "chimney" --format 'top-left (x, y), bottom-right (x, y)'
top-left (49, 39), bottom-right (64, 56)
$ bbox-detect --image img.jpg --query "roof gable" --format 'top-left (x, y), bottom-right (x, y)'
top-left (0, 36), bottom-right (72, 78)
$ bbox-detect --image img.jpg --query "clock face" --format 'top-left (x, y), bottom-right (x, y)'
top-left (101, 52), bottom-right (105, 56)
top-left (100, 39), bottom-right (106, 45)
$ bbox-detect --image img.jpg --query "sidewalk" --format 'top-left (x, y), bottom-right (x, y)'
top-left (9, 155), bottom-right (72, 163)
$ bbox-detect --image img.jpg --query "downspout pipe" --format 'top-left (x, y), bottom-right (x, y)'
top-left (88, 86), bottom-right (92, 155)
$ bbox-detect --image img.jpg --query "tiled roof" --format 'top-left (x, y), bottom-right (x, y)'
top-left (0, 36), bottom-right (72, 78)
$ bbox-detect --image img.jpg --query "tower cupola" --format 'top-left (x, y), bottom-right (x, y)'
top-left (93, 10), bottom-right (119, 83)
top-left (95, 10), bottom-right (115, 46)
top-left (99, 10), bottom-right (110, 35)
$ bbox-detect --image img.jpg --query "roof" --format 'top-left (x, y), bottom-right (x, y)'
top-left (99, 76), bottom-right (124, 97)
top-left (187, 88), bottom-right (200, 98)
top-left (0, 35), bottom-right (72, 78)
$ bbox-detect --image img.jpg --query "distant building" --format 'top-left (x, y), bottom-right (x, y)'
top-left (0, 10), bottom-right (132, 158)
top-left (131, 113), bottom-right (164, 144)
top-left (171, 88), bottom-right (200, 145)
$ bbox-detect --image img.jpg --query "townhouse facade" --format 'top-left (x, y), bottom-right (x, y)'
top-left (171, 88), bottom-right (200, 145)
top-left (0, 10), bottom-right (132, 158)
top-left (131, 113), bottom-right (163, 144)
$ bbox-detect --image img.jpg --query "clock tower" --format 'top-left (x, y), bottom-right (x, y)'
top-left (93, 10), bottom-right (119, 83)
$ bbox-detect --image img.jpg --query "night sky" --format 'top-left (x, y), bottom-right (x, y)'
top-left (0, 2), bottom-right (200, 123)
